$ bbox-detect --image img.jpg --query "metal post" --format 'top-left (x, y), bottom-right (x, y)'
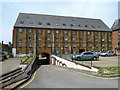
top-left (53, 34), bottom-right (54, 53)
top-left (91, 56), bottom-right (92, 67)
top-left (34, 33), bottom-right (36, 55)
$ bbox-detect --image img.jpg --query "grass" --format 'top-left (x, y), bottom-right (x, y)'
top-left (23, 55), bottom-right (35, 64)
top-left (98, 67), bottom-right (120, 75)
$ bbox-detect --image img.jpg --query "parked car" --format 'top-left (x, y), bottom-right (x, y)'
top-left (93, 51), bottom-right (100, 56)
top-left (100, 50), bottom-right (116, 56)
top-left (72, 51), bottom-right (99, 61)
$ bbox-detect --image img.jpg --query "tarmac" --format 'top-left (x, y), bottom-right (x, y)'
top-left (0, 57), bottom-right (27, 75)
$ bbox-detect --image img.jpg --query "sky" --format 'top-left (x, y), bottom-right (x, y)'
top-left (0, 0), bottom-right (119, 44)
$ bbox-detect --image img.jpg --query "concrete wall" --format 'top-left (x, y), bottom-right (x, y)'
top-left (51, 55), bottom-right (98, 72)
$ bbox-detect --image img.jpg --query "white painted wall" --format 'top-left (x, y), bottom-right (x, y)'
top-left (52, 55), bottom-right (98, 72)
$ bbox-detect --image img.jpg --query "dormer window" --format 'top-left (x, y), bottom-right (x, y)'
top-left (71, 24), bottom-right (73, 26)
top-left (47, 23), bottom-right (50, 25)
top-left (56, 24), bottom-right (58, 26)
top-left (78, 25), bottom-right (80, 27)
top-left (38, 22), bottom-right (42, 25)
top-left (91, 25), bottom-right (95, 28)
top-left (63, 24), bottom-right (66, 26)
top-left (29, 21), bottom-right (33, 24)
top-left (20, 21), bottom-right (24, 24)
top-left (98, 26), bottom-right (101, 28)
top-left (85, 25), bottom-right (88, 27)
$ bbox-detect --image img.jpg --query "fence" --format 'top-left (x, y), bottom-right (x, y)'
top-left (52, 52), bottom-right (93, 67)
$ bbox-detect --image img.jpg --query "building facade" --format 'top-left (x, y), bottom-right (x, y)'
top-left (111, 19), bottom-right (120, 55)
top-left (13, 13), bottom-right (112, 56)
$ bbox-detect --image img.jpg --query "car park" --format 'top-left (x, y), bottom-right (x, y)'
top-left (72, 51), bottom-right (99, 61)
top-left (100, 50), bottom-right (116, 56)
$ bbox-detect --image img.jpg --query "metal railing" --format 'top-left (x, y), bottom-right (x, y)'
top-left (52, 52), bottom-right (93, 67)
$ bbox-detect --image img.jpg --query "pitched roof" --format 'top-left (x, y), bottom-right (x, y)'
top-left (111, 19), bottom-right (120, 30)
top-left (14, 13), bottom-right (111, 31)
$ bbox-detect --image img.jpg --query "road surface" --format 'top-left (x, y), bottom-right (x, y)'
top-left (22, 65), bottom-right (118, 88)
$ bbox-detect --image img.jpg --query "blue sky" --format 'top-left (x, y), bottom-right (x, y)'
top-left (0, 1), bottom-right (119, 44)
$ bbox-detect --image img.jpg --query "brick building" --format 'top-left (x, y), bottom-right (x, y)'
top-left (111, 19), bottom-right (120, 55)
top-left (12, 13), bottom-right (112, 56)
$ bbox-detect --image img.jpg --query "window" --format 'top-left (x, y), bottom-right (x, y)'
top-left (56, 51), bottom-right (59, 54)
top-left (71, 24), bottom-right (73, 26)
top-left (29, 44), bottom-right (32, 47)
top-left (38, 37), bottom-right (41, 40)
top-left (88, 44), bottom-right (91, 47)
top-left (63, 24), bottom-right (66, 26)
top-left (95, 44), bottom-right (98, 47)
top-left (88, 32), bottom-right (90, 35)
top-left (56, 44), bottom-right (59, 47)
top-left (95, 38), bottom-right (97, 41)
top-left (73, 44), bottom-right (75, 47)
top-left (19, 43), bottom-right (22, 47)
top-left (56, 37), bottom-right (59, 41)
top-left (65, 44), bottom-right (67, 47)
top-left (91, 25), bottom-right (95, 28)
top-left (56, 24), bottom-right (58, 26)
top-left (38, 22), bottom-right (42, 25)
top-left (38, 29), bottom-right (41, 33)
top-left (56, 30), bottom-right (59, 34)
top-left (29, 21), bottom-right (33, 24)
top-left (80, 31), bottom-right (83, 34)
top-left (80, 44), bottom-right (83, 47)
top-left (47, 37), bottom-right (50, 41)
top-left (109, 32), bottom-right (111, 36)
top-left (80, 38), bottom-right (83, 41)
top-left (85, 25), bottom-right (88, 27)
top-left (18, 36), bottom-right (22, 40)
top-left (47, 23), bottom-right (50, 25)
top-left (78, 25), bottom-right (80, 27)
top-left (48, 44), bottom-right (50, 47)
top-left (102, 38), bottom-right (104, 41)
top-left (98, 26), bottom-right (101, 28)
top-left (38, 44), bottom-right (41, 47)
top-left (47, 30), bottom-right (51, 34)
top-left (102, 44), bottom-right (104, 47)
top-left (29, 51), bottom-right (32, 54)
top-left (102, 32), bottom-right (104, 36)
top-left (109, 44), bottom-right (111, 47)
top-left (88, 38), bottom-right (91, 41)
top-left (64, 37), bottom-right (68, 41)
top-left (119, 30), bottom-right (120, 35)
top-left (20, 21), bottom-right (24, 24)
top-left (65, 51), bottom-right (67, 54)
top-left (28, 37), bottom-right (32, 40)
top-left (73, 51), bottom-right (76, 54)
top-left (19, 51), bottom-right (21, 54)
top-left (19, 29), bottom-right (22, 32)
top-left (29, 29), bottom-right (32, 32)
top-left (109, 39), bottom-right (111, 42)
top-left (73, 38), bottom-right (75, 41)
top-left (95, 32), bottom-right (97, 35)
top-left (73, 31), bottom-right (75, 34)
top-left (64, 31), bottom-right (68, 34)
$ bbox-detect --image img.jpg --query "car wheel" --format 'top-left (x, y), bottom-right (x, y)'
top-left (105, 54), bottom-right (108, 57)
top-left (77, 57), bottom-right (81, 61)
top-left (93, 57), bottom-right (97, 61)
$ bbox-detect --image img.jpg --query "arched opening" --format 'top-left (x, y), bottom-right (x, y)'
top-left (37, 52), bottom-right (50, 65)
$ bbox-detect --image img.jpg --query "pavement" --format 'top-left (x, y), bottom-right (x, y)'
top-left (0, 57), bottom-right (27, 75)
top-left (21, 65), bottom-right (118, 88)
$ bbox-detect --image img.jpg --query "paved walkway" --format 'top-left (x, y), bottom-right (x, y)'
top-left (23, 65), bottom-right (118, 88)
top-left (0, 57), bottom-right (27, 75)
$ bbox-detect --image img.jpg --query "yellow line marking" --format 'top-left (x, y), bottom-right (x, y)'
top-left (19, 71), bottom-right (37, 89)
top-left (71, 70), bottom-right (120, 80)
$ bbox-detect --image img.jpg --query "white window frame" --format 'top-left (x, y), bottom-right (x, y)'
top-left (38, 37), bottom-right (41, 40)
top-left (29, 44), bottom-right (32, 47)
top-left (73, 31), bottom-right (75, 34)
top-left (47, 37), bottom-right (50, 41)
top-left (64, 31), bottom-right (68, 34)
top-left (56, 30), bottom-right (59, 34)
top-left (38, 29), bottom-right (41, 33)
top-left (47, 30), bottom-right (51, 34)
top-left (102, 38), bottom-right (104, 41)
top-left (48, 44), bottom-right (50, 47)
top-left (19, 51), bottom-right (21, 54)
top-left (64, 37), bottom-right (68, 41)
top-left (73, 38), bottom-right (75, 41)
top-left (29, 29), bottom-right (32, 32)
top-left (88, 32), bottom-right (90, 35)
top-left (65, 44), bottom-right (67, 47)
top-left (73, 44), bottom-right (75, 47)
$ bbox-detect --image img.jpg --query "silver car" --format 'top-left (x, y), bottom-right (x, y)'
top-left (72, 51), bottom-right (99, 61)
top-left (100, 50), bottom-right (116, 56)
